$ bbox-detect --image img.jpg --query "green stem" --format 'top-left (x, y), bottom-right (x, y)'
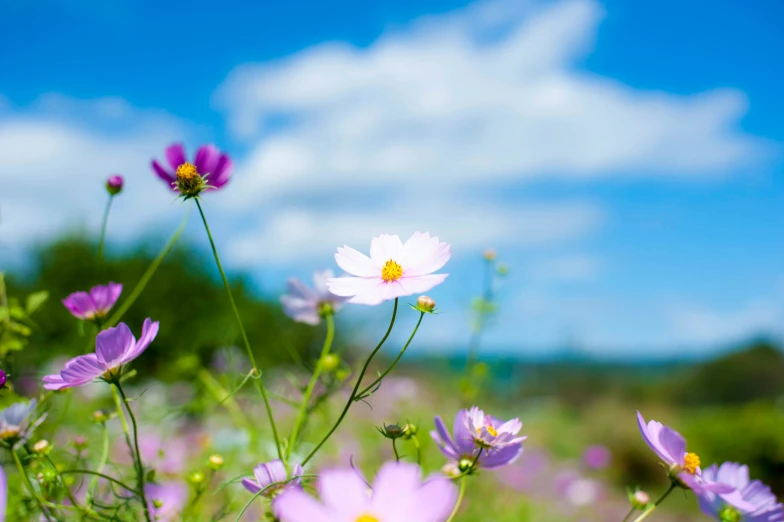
top-left (194, 198), bottom-right (282, 459)
top-left (392, 438), bottom-right (400, 461)
top-left (42, 454), bottom-right (86, 517)
top-left (60, 470), bottom-right (137, 494)
top-left (198, 368), bottom-right (253, 430)
top-left (97, 195), bottom-right (114, 267)
top-left (114, 383), bottom-right (152, 522)
top-left (87, 423), bottom-right (111, 504)
top-left (13, 449), bottom-right (55, 521)
top-left (356, 311), bottom-right (424, 398)
top-left (302, 299), bottom-right (398, 466)
top-left (446, 476), bottom-right (467, 522)
top-left (411, 434), bottom-right (422, 465)
top-left (287, 313), bottom-right (335, 461)
top-left (622, 507), bottom-right (637, 522)
top-left (106, 210), bottom-right (189, 328)
top-left (631, 483), bottom-right (677, 522)
top-left (466, 257), bottom-right (494, 369)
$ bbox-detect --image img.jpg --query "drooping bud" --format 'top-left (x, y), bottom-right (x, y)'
top-left (208, 454), bottom-right (224, 470)
top-left (106, 175), bottom-right (124, 196)
top-left (319, 353), bottom-right (340, 372)
top-left (33, 440), bottom-right (51, 455)
top-left (415, 295), bottom-right (436, 313)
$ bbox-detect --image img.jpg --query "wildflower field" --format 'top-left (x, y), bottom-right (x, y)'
top-left (0, 149), bottom-right (781, 522)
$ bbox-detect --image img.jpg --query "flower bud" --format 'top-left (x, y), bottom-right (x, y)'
top-left (106, 175), bottom-right (124, 196)
top-left (153, 499), bottom-right (164, 509)
top-left (415, 295), bottom-right (436, 313)
top-left (401, 423), bottom-right (418, 439)
top-left (377, 423), bottom-right (407, 440)
top-left (628, 488), bottom-right (650, 510)
top-left (441, 462), bottom-right (461, 478)
top-left (33, 439), bottom-right (51, 455)
top-left (208, 454), bottom-right (224, 470)
top-left (318, 301), bottom-right (335, 318)
top-left (188, 471), bottom-right (205, 485)
top-left (483, 249), bottom-right (496, 261)
top-left (93, 410), bottom-right (108, 423)
top-left (73, 436), bottom-right (88, 450)
top-left (319, 353), bottom-right (340, 372)
top-left (458, 458), bottom-right (474, 473)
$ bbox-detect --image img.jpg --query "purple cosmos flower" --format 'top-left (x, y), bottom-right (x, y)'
top-left (637, 412), bottom-right (756, 511)
top-left (152, 143), bottom-right (232, 194)
top-left (0, 463), bottom-right (6, 521)
top-left (431, 409), bottom-right (524, 470)
top-left (42, 319), bottom-right (158, 390)
top-left (281, 270), bottom-right (348, 325)
top-left (106, 175), bottom-right (123, 195)
top-left (0, 370), bottom-right (6, 390)
top-left (0, 399), bottom-right (44, 445)
top-left (62, 283), bottom-right (122, 321)
top-left (466, 406), bottom-right (526, 450)
top-left (327, 232), bottom-right (450, 305)
top-left (583, 445), bottom-right (611, 470)
top-left (146, 481), bottom-right (187, 521)
top-left (243, 460), bottom-right (304, 516)
top-left (698, 462), bottom-right (784, 522)
top-left (275, 461), bottom-right (456, 522)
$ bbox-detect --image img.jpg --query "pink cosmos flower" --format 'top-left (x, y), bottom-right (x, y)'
top-left (62, 283), bottom-right (122, 321)
top-left (275, 461), bottom-right (456, 522)
top-left (42, 319), bottom-right (158, 390)
top-left (327, 232), bottom-right (450, 305)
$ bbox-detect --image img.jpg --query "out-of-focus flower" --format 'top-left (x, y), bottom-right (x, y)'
top-left (631, 490), bottom-right (651, 509)
top-left (328, 232), bottom-right (450, 305)
top-left (0, 463), bottom-right (6, 521)
top-left (152, 143), bottom-right (232, 196)
top-left (637, 412), bottom-right (754, 511)
top-left (698, 462), bottom-right (784, 522)
top-left (275, 461), bottom-right (456, 522)
top-left (0, 370), bottom-right (6, 390)
top-left (62, 283), bottom-right (122, 322)
top-left (243, 460), bottom-right (304, 516)
top-left (431, 409), bottom-right (523, 470)
top-left (281, 270), bottom-right (347, 325)
top-left (563, 477), bottom-right (603, 507)
top-left (32, 440), bottom-right (51, 454)
top-left (208, 454), bottom-right (224, 470)
top-left (147, 481), bottom-right (187, 521)
top-left (73, 436), bottom-right (88, 450)
top-left (583, 445), bottom-right (611, 470)
top-left (484, 249), bottom-right (497, 261)
top-left (466, 406), bottom-right (526, 451)
top-left (0, 399), bottom-right (44, 445)
top-left (105, 175), bottom-right (124, 195)
top-left (42, 319), bottom-right (158, 390)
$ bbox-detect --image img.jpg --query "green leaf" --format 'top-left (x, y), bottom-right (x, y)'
top-left (26, 291), bottom-right (49, 315)
top-left (9, 322), bottom-right (32, 336)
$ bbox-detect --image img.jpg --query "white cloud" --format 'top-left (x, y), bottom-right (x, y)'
top-left (216, 0), bottom-right (767, 207)
top-left (669, 300), bottom-right (783, 345)
top-left (226, 199), bottom-right (603, 265)
top-left (0, 95), bottom-right (189, 247)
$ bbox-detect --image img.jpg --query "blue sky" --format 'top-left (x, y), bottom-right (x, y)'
top-left (1, 0), bottom-right (783, 359)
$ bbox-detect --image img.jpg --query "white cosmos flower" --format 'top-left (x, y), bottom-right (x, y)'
top-left (327, 232), bottom-right (451, 305)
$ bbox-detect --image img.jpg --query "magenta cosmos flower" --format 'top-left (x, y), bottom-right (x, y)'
top-left (636, 412), bottom-right (756, 511)
top-left (698, 462), bottom-right (783, 522)
top-left (275, 461), bottom-right (456, 522)
top-left (281, 270), bottom-right (348, 325)
top-left (106, 175), bottom-right (123, 195)
top-left (431, 409), bottom-right (524, 470)
top-left (152, 143), bottom-right (232, 196)
top-left (62, 282), bottom-right (122, 321)
top-left (327, 232), bottom-right (450, 306)
top-left (42, 319), bottom-right (158, 390)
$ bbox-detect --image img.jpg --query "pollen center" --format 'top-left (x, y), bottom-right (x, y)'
top-left (478, 425), bottom-right (498, 437)
top-left (381, 259), bottom-right (403, 282)
top-left (176, 162), bottom-right (199, 182)
top-left (683, 452), bottom-right (700, 474)
top-left (356, 515), bottom-right (380, 522)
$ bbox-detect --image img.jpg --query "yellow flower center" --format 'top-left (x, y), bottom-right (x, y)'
top-left (683, 452), bottom-right (700, 474)
top-left (381, 259), bottom-right (403, 282)
top-left (0, 428), bottom-right (19, 441)
top-left (356, 515), bottom-right (380, 522)
top-left (478, 425), bottom-right (498, 437)
top-left (175, 162), bottom-right (204, 195)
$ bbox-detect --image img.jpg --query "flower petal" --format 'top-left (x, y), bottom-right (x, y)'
top-left (398, 274), bottom-right (448, 295)
top-left (407, 475), bottom-right (457, 522)
top-left (124, 318), bottom-right (159, 362)
top-left (370, 234), bottom-right (403, 264)
top-left (209, 154), bottom-right (233, 188)
top-left (317, 468), bottom-right (370, 515)
top-left (327, 277), bottom-right (381, 298)
top-left (152, 160), bottom-right (177, 187)
top-left (96, 323), bottom-right (135, 367)
top-left (481, 444), bottom-right (523, 469)
top-left (62, 292), bottom-right (95, 320)
top-left (89, 283), bottom-right (122, 315)
top-left (274, 488), bottom-right (331, 522)
top-left (165, 143), bottom-right (187, 171)
top-left (335, 246), bottom-right (378, 277)
top-left (194, 145), bottom-right (220, 177)
top-left (401, 232), bottom-right (451, 277)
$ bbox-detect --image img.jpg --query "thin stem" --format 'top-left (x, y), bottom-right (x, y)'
top-left (106, 210), bottom-right (189, 328)
top-left (60, 470), bottom-right (137, 494)
top-left (194, 198), bottom-right (283, 460)
top-left (287, 313), bottom-right (335, 461)
top-left (114, 383), bottom-right (152, 522)
top-left (622, 507), bottom-right (637, 522)
top-left (13, 449), bottom-right (55, 521)
top-left (631, 483), bottom-right (677, 522)
top-left (411, 435), bottom-right (422, 465)
top-left (87, 423), bottom-right (111, 504)
top-left (356, 311), bottom-right (425, 398)
top-left (97, 195), bottom-right (114, 267)
top-left (302, 299), bottom-right (399, 466)
top-left (446, 476), bottom-right (467, 522)
top-left (466, 258), bottom-right (494, 369)
top-left (42, 454), bottom-right (86, 517)
top-left (392, 439), bottom-right (400, 462)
